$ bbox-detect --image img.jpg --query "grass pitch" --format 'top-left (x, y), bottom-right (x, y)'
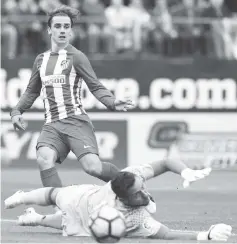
top-left (1, 168), bottom-right (237, 243)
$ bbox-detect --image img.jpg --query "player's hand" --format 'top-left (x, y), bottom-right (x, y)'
top-left (181, 167), bottom-right (212, 188)
top-left (11, 115), bottom-right (27, 131)
top-left (207, 223), bottom-right (232, 241)
top-left (114, 99), bottom-right (135, 111)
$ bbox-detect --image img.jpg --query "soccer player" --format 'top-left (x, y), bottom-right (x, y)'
top-left (10, 6), bottom-right (134, 188)
top-left (5, 159), bottom-right (232, 241)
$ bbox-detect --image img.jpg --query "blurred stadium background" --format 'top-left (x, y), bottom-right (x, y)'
top-left (1, 0), bottom-right (237, 242)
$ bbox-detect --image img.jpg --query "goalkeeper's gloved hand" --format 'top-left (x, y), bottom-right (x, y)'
top-left (181, 167), bottom-right (212, 188)
top-left (197, 223), bottom-right (232, 241)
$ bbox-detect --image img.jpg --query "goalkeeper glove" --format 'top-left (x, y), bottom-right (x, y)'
top-left (181, 167), bottom-right (212, 188)
top-left (197, 223), bottom-right (232, 241)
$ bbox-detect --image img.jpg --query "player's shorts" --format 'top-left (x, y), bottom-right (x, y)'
top-left (37, 114), bottom-right (99, 163)
top-left (55, 184), bottom-right (99, 236)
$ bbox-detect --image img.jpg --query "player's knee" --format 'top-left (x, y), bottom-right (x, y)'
top-left (36, 147), bottom-right (57, 170)
top-left (37, 154), bottom-right (55, 170)
top-left (80, 154), bottom-right (102, 176)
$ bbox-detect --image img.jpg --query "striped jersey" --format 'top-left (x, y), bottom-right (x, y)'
top-left (12, 45), bottom-right (115, 123)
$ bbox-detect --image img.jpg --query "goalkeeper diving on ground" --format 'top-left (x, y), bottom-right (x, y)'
top-left (5, 158), bottom-right (232, 241)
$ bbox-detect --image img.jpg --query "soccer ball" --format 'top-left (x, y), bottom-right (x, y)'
top-left (88, 205), bottom-right (126, 243)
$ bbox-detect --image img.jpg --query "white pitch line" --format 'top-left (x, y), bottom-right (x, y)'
top-left (1, 218), bottom-right (17, 223)
top-left (1, 218), bottom-right (237, 237)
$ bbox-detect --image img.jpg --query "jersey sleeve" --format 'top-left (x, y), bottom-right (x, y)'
top-left (73, 51), bottom-right (116, 110)
top-left (122, 164), bottom-right (155, 180)
top-left (139, 216), bottom-right (162, 237)
top-left (11, 54), bottom-right (42, 116)
top-left (126, 209), bottom-right (161, 238)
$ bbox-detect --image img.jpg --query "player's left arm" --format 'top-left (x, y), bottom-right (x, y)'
top-left (122, 165), bottom-right (155, 181)
top-left (122, 159), bottom-right (187, 181)
top-left (122, 146), bottom-right (191, 180)
top-left (148, 155), bottom-right (211, 187)
top-left (124, 151), bottom-right (211, 187)
top-left (73, 51), bottom-right (134, 111)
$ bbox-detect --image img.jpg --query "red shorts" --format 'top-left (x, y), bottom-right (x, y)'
top-left (37, 114), bottom-right (99, 163)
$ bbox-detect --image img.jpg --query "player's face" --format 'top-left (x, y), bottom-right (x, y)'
top-left (48, 16), bottom-right (72, 45)
top-left (123, 176), bottom-right (150, 207)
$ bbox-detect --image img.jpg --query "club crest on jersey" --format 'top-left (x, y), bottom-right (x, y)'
top-left (61, 60), bottom-right (70, 70)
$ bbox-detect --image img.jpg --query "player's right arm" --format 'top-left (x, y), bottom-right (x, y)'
top-left (150, 221), bottom-right (232, 241)
top-left (10, 54), bottom-right (42, 130)
top-left (133, 213), bottom-right (232, 241)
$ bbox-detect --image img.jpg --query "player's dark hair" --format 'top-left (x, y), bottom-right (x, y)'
top-left (111, 171), bottom-right (136, 198)
top-left (47, 5), bottom-right (80, 28)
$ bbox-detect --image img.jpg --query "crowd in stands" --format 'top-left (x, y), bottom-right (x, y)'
top-left (2, 0), bottom-right (237, 59)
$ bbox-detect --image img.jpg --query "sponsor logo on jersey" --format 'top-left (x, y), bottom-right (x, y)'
top-left (42, 75), bottom-right (66, 86)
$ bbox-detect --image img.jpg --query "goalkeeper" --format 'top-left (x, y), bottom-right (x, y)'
top-left (4, 158), bottom-right (232, 241)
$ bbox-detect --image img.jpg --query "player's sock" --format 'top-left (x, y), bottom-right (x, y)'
top-left (40, 167), bottom-right (62, 187)
top-left (38, 212), bottom-right (62, 229)
top-left (98, 162), bottom-right (120, 182)
top-left (21, 188), bottom-right (56, 206)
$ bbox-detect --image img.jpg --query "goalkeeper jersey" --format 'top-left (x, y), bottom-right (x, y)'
top-left (87, 165), bottom-right (160, 237)
top-left (56, 165), bottom-right (160, 237)
top-left (87, 182), bottom-right (160, 238)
